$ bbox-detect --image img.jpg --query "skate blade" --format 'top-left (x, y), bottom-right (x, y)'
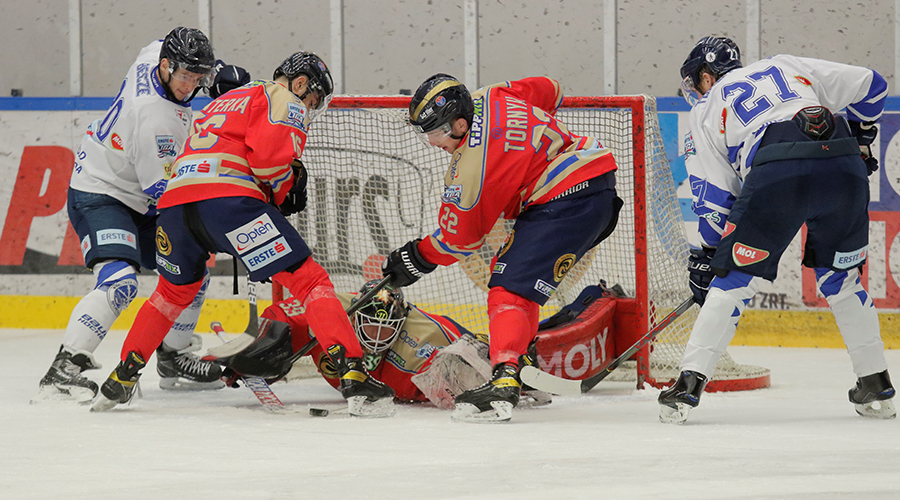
top-left (450, 401), bottom-right (513, 423)
top-left (158, 377), bottom-right (226, 391)
top-left (346, 396), bottom-right (396, 418)
top-left (90, 394), bottom-right (121, 412)
top-left (30, 385), bottom-right (96, 405)
top-left (854, 399), bottom-right (897, 419)
top-left (659, 403), bottom-right (691, 424)
top-left (520, 389), bottom-right (552, 408)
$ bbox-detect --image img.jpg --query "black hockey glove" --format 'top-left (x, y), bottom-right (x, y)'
top-left (849, 120), bottom-right (879, 176)
top-left (688, 247), bottom-right (716, 306)
top-left (382, 239), bottom-right (437, 287)
top-left (278, 160), bottom-right (308, 216)
top-left (209, 60), bottom-right (251, 99)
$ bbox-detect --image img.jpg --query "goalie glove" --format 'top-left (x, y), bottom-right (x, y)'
top-left (382, 239), bottom-right (437, 287)
top-left (849, 120), bottom-right (879, 176)
top-left (209, 60), bottom-right (251, 99)
top-left (688, 247), bottom-right (716, 306)
top-left (278, 160), bottom-right (308, 216)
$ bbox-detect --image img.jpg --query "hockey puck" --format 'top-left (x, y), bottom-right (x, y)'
top-left (309, 408), bottom-right (330, 417)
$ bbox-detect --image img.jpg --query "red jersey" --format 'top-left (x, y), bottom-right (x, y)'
top-left (262, 293), bottom-right (469, 402)
top-left (158, 80), bottom-right (309, 209)
top-left (417, 77), bottom-right (617, 266)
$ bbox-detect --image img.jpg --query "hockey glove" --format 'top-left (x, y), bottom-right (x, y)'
top-left (688, 247), bottom-right (716, 306)
top-left (209, 60), bottom-right (251, 99)
top-left (382, 239), bottom-right (437, 287)
top-left (278, 160), bottom-right (308, 216)
top-left (849, 120), bottom-right (879, 176)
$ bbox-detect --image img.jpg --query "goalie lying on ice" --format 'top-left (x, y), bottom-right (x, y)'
top-left (205, 280), bottom-right (551, 410)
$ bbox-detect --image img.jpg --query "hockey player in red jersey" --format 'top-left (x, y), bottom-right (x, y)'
top-left (92, 53), bottom-right (396, 417)
top-left (382, 74), bottom-right (622, 422)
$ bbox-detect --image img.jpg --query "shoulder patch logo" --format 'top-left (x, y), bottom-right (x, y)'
top-left (732, 242), bottom-right (769, 266)
top-left (794, 75), bottom-right (812, 86)
top-left (111, 133), bottom-right (124, 151)
top-left (723, 221), bottom-right (737, 237)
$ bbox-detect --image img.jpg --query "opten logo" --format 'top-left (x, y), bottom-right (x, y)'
top-left (226, 214), bottom-right (279, 253)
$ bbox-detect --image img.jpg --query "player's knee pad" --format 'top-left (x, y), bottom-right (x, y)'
top-left (273, 257), bottom-right (336, 307)
top-left (816, 268), bottom-right (871, 307)
top-left (92, 260), bottom-right (138, 316)
top-left (149, 276), bottom-right (206, 322)
top-left (487, 287), bottom-right (540, 327)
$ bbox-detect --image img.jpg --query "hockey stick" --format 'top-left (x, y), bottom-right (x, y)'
top-left (520, 296), bottom-right (697, 396)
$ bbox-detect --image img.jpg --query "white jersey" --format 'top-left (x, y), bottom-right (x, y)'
top-left (684, 54), bottom-right (887, 248)
top-left (70, 40), bottom-right (193, 215)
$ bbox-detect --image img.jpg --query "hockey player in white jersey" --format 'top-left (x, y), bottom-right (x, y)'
top-left (659, 36), bottom-right (895, 423)
top-left (34, 27), bottom-right (226, 403)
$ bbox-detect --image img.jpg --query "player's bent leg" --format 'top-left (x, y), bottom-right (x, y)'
top-left (816, 268), bottom-right (895, 418)
top-left (273, 258), bottom-right (394, 417)
top-left (452, 288), bottom-right (538, 423)
top-left (92, 277), bottom-right (204, 412)
top-left (35, 261), bottom-right (137, 403)
top-left (156, 273), bottom-right (223, 391)
top-left (659, 271), bottom-right (760, 423)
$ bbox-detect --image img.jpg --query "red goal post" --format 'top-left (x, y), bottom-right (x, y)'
top-left (275, 94), bottom-right (770, 392)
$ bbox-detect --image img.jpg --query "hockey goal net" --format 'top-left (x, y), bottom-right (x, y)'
top-left (277, 94), bottom-right (770, 392)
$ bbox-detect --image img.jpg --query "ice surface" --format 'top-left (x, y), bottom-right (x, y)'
top-left (2, 329), bottom-right (898, 499)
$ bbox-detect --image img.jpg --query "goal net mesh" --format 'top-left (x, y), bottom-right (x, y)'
top-left (284, 95), bottom-right (769, 389)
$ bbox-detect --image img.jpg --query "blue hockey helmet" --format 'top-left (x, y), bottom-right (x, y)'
top-left (408, 73), bottom-right (474, 146)
top-left (680, 36), bottom-right (742, 106)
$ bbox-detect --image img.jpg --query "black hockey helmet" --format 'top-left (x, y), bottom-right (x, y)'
top-left (159, 27), bottom-right (216, 85)
top-left (351, 280), bottom-right (409, 355)
top-left (408, 73), bottom-right (474, 141)
top-left (273, 52), bottom-right (334, 119)
top-left (679, 36), bottom-right (742, 106)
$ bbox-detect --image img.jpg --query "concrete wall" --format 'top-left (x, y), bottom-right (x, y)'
top-left (1, 0), bottom-right (895, 98)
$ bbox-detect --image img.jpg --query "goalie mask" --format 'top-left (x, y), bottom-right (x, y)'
top-left (351, 280), bottom-right (409, 355)
top-left (159, 27), bottom-right (216, 101)
top-left (679, 36), bottom-right (742, 106)
top-left (273, 52), bottom-right (334, 120)
top-left (408, 73), bottom-right (474, 146)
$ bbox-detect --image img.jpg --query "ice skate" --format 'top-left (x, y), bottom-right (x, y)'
top-left (157, 335), bottom-right (225, 391)
top-left (452, 363), bottom-right (521, 423)
top-left (849, 370), bottom-right (896, 419)
top-left (91, 352), bottom-right (145, 412)
top-left (330, 345), bottom-right (396, 418)
top-left (32, 346), bottom-right (101, 404)
top-left (658, 370), bottom-right (708, 424)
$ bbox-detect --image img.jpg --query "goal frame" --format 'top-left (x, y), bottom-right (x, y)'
top-left (274, 94), bottom-right (770, 392)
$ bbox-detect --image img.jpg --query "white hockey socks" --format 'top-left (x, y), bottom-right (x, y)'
top-left (818, 269), bottom-right (888, 377)
top-left (62, 261), bottom-right (137, 353)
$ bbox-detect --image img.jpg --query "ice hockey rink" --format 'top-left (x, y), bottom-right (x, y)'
top-left (2, 328), bottom-right (897, 499)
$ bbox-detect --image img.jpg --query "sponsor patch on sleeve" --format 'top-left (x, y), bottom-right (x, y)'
top-left (171, 158), bottom-right (218, 181)
top-left (156, 135), bottom-right (176, 158)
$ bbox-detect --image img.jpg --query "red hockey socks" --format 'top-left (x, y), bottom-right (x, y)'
top-left (273, 258), bottom-right (363, 358)
top-left (487, 287), bottom-right (540, 366)
top-left (120, 277), bottom-right (204, 362)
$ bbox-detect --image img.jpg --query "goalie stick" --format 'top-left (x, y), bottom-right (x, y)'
top-left (520, 296), bottom-right (696, 396)
top-left (211, 321), bottom-right (289, 412)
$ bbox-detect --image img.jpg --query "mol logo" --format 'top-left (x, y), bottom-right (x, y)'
top-left (732, 242), bottom-right (769, 266)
